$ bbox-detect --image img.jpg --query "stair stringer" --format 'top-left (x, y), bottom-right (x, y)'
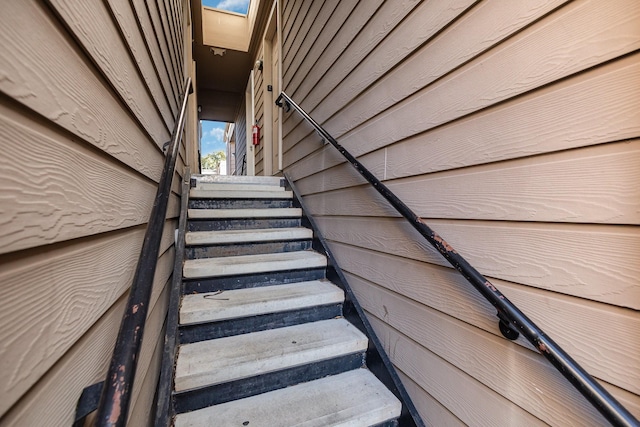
top-left (285, 173), bottom-right (425, 427)
top-left (154, 172), bottom-right (191, 427)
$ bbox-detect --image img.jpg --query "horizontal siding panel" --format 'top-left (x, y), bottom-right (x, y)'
top-left (130, 0), bottom-right (180, 110)
top-left (283, 0), bottom-right (357, 88)
top-left (281, 0), bottom-right (305, 52)
top-left (282, 0), bottom-right (330, 76)
top-left (302, 140), bottom-right (640, 224)
top-left (284, 0), bottom-right (640, 179)
top-left (337, 0), bottom-right (640, 155)
top-left (0, 102), bottom-right (160, 254)
top-left (172, 0), bottom-right (185, 77)
top-left (355, 278), bottom-right (640, 424)
top-left (366, 315), bottom-right (547, 426)
top-left (48, 0), bottom-right (171, 145)
top-left (0, 295), bottom-right (127, 426)
top-left (284, 0), bottom-right (567, 152)
top-left (364, 304), bottom-right (638, 426)
top-left (333, 243), bottom-right (640, 394)
top-left (155, 0), bottom-right (182, 88)
top-left (309, 0), bottom-right (568, 142)
top-left (0, 0), bottom-right (165, 182)
top-left (1, 271), bottom-right (170, 426)
top-left (317, 216), bottom-right (640, 312)
top-left (282, 0), bottom-right (296, 30)
top-left (286, 51), bottom-right (640, 181)
top-left (384, 54), bottom-right (640, 179)
top-left (105, 0), bottom-right (176, 124)
top-left (163, 0), bottom-right (182, 74)
top-left (0, 223), bottom-right (176, 415)
top-left (284, 0), bottom-right (414, 138)
top-left (397, 371), bottom-right (465, 427)
top-left (284, 0), bottom-right (566, 166)
top-left (285, 0), bottom-right (381, 104)
top-left (143, 0), bottom-right (181, 99)
top-left (284, 0), bottom-right (476, 144)
top-left (235, 99), bottom-right (248, 174)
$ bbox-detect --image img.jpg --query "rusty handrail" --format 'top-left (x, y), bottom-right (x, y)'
top-left (276, 91), bottom-right (639, 427)
top-left (94, 78), bottom-right (192, 427)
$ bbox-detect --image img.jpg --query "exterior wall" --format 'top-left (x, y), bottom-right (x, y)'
top-left (0, 0), bottom-right (191, 425)
top-left (254, 44), bottom-right (266, 175)
top-left (281, 0), bottom-right (640, 425)
top-left (235, 96), bottom-right (248, 175)
top-left (248, 0), bottom-right (283, 177)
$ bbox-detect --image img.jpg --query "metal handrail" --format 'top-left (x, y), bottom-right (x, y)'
top-left (276, 91), bottom-right (639, 427)
top-left (94, 78), bottom-right (192, 427)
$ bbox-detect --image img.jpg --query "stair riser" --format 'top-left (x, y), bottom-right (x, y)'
top-left (185, 240), bottom-right (313, 259)
top-left (191, 175), bottom-right (284, 186)
top-left (187, 218), bottom-right (301, 232)
top-left (190, 189), bottom-right (293, 199)
top-left (179, 304), bottom-right (343, 344)
top-left (188, 208), bottom-right (301, 219)
top-left (173, 352), bottom-right (365, 414)
top-left (189, 199), bottom-right (293, 210)
top-left (182, 268), bottom-right (326, 293)
top-left (195, 183), bottom-right (285, 192)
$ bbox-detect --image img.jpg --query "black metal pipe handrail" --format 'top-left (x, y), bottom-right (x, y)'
top-left (276, 91), bottom-right (639, 427)
top-left (94, 78), bottom-right (192, 427)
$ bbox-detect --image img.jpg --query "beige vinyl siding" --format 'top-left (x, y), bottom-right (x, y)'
top-left (281, 0), bottom-right (640, 425)
top-left (235, 96), bottom-right (248, 175)
top-left (254, 46), bottom-right (266, 175)
top-left (0, 0), bottom-right (188, 424)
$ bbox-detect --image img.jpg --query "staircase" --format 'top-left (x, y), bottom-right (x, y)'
top-left (169, 175), bottom-right (404, 426)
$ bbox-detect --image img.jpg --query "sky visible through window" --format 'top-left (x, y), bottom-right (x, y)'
top-left (201, 121), bottom-right (227, 156)
top-left (202, 0), bottom-right (250, 14)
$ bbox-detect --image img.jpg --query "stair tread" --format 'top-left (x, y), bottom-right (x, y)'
top-left (193, 175), bottom-right (283, 186)
top-left (185, 227), bottom-right (313, 246)
top-left (188, 207), bottom-right (302, 219)
top-left (174, 319), bottom-right (367, 392)
top-left (179, 280), bottom-right (344, 325)
top-left (183, 251), bottom-right (327, 279)
top-left (195, 183), bottom-right (285, 192)
top-left (190, 188), bottom-right (293, 199)
top-left (173, 369), bottom-right (402, 427)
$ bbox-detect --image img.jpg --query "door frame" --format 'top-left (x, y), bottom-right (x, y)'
top-left (244, 69), bottom-right (255, 176)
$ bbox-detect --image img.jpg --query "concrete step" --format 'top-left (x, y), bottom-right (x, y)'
top-left (185, 227), bottom-right (312, 246)
top-left (179, 280), bottom-right (344, 325)
top-left (174, 319), bottom-right (367, 392)
top-left (183, 250), bottom-right (327, 279)
top-left (187, 207), bottom-right (302, 219)
top-left (190, 188), bottom-right (293, 199)
top-left (173, 369), bottom-right (402, 427)
top-left (193, 175), bottom-right (283, 186)
top-left (189, 198), bottom-right (293, 210)
top-left (195, 183), bottom-right (285, 193)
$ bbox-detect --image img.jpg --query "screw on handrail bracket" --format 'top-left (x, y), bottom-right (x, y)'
top-left (497, 312), bottom-right (519, 340)
top-left (162, 140), bottom-right (171, 153)
top-left (275, 96), bottom-right (291, 113)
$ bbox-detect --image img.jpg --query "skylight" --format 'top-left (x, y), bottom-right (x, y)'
top-left (202, 0), bottom-right (250, 15)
